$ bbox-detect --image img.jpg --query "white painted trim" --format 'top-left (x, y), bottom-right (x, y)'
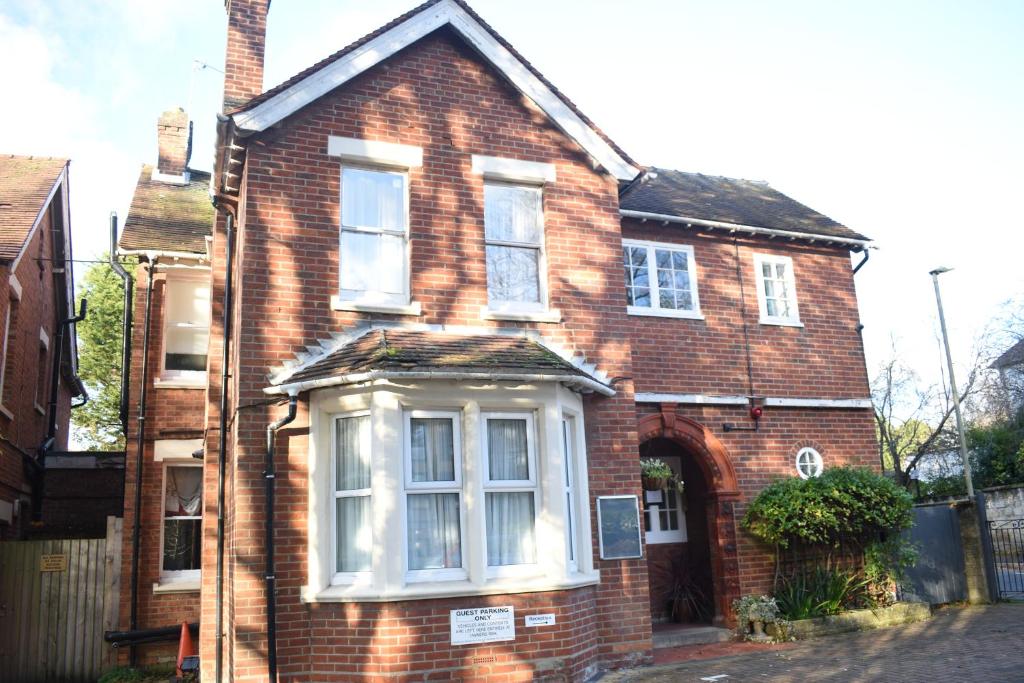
top-left (633, 392), bottom-right (872, 409)
top-left (620, 209), bottom-right (872, 248)
top-left (471, 155), bottom-right (556, 184)
top-left (154, 376), bottom-right (207, 390)
top-left (152, 578), bottom-right (201, 594)
top-left (327, 136), bottom-right (423, 168)
top-left (154, 438), bottom-right (205, 462)
top-left (150, 168), bottom-right (190, 185)
top-left (231, 0), bottom-right (638, 181)
top-left (330, 297), bottom-right (422, 316)
top-left (480, 307), bottom-right (561, 323)
top-left (753, 252), bottom-right (801, 327)
top-left (304, 571), bottom-right (600, 603)
top-left (8, 274), bottom-right (22, 301)
top-left (38, 327), bottom-right (50, 350)
top-left (118, 248), bottom-right (210, 261)
top-left (622, 239), bottom-right (702, 318)
top-left (795, 447), bottom-right (824, 479)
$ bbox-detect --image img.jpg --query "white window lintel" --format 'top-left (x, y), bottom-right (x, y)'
top-left (471, 155), bottom-right (556, 184)
top-left (328, 136), bottom-right (423, 168)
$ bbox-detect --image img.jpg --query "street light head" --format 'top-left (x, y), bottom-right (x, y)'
top-left (929, 266), bottom-right (953, 276)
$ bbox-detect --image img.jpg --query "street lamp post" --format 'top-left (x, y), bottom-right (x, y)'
top-left (929, 267), bottom-right (975, 498)
top-left (930, 267), bottom-right (997, 602)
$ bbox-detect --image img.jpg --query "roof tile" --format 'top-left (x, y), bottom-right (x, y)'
top-left (0, 155), bottom-right (67, 261)
top-left (119, 165), bottom-right (213, 254)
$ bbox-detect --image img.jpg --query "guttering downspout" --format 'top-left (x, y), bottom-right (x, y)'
top-left (213, 210), bottom-right (236, 683)
top-left (852, 247), bottom-right (870, 274)
top-left (265, 395), bottom-right (298, 683)
top-left (109, 213), bottom-right (134, 437)
top-left (129, 256), bottom-right (157, 666)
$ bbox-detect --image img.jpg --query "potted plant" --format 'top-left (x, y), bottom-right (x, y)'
top-left (640, 458), bottom-right (673, 491)
top-left (732, 595), bottom-right (779, 642)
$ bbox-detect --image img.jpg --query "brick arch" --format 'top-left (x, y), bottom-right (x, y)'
top-left (637, 405), bottom-right (742, 625)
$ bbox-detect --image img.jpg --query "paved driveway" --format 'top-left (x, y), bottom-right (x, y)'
top-left (603, 603), bottom-right (1024, 682)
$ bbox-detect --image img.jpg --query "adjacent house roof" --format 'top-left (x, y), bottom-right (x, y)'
top-left (620, 168), bottom-right (870, 244)
top-left (993, 338), bottom-right (1024, 370)
top-left (219, 0), bottom-right (638, 188)
top-left (119, 166), bottom-right (213, 255)
top-left (266, 328), bottom-right (614, 396)
top-left (0, 155), bottom-right (68, 262)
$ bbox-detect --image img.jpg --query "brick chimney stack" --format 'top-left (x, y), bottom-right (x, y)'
top-left (223, 0), bottom-right (270, 110)
top-left (156, 108), bottom-right (192, 178)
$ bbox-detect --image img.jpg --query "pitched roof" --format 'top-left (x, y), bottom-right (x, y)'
top-left (620, 168), bottom-right (869, 243)
top-left (267, 328), bottom-right (614, 395)
top-left (119, 166), bottom-right (213, 255)
top-left (225, 0), bottom-right (637, 181)
top-left (0, 155), bottom-right (68, 261)
top-left (993, 338), bottom-right (1024, 370)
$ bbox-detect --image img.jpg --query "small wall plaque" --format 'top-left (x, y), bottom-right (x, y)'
top-left (597, 495), bottom-right (643, 560)
top-left (524, 614), bottom-right (556, 627)
top-left (40, 554), bottom-right (68, 572)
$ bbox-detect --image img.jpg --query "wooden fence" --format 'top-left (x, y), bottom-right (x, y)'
top-left (0, 516), bottom-right (122, 682)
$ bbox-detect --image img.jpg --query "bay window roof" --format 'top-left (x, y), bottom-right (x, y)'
top-left (267, 329), bottom-right (614, 396)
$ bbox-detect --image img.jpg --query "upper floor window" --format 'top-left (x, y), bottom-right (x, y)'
top-left (162, 462), bottom-right (202, 579)
top-left (484, 183), bottom-right (546, 312)
top-left (34, 328), bottom-right (50, 413)
top-left (339, 167), bottom-right (409, 306)
top-left (623, 240), bottom-right (702, 319)
top-left (753, 253), bottom-right (801, 326)
top-left (163, 276), bottom-right (210, 379)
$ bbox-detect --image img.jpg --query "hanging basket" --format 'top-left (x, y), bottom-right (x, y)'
top-left (642, 476), bottom-right (668, 491)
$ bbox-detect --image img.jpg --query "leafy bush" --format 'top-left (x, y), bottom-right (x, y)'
top-left (640, 458), bottom-right (673, 479)
top-left (98, 664), bottom-right (176, 683)
top-left (732, 594), bottom-right (780, 622)
top-left (742, 467), bottom-right (914, 549)
top-left (774, 567), bottom-right (871, 620)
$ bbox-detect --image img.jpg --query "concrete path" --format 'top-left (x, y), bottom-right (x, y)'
top-left (602, 603), bottom-right (1024, 682)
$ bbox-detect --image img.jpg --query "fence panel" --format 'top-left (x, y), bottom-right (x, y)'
top-left (901, 504), bottom-right (966, 604)
top-left (0, 516), bottom-right (122, 682)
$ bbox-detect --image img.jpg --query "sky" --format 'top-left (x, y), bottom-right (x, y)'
top-left (1, 0), bottom-right (1022, 411)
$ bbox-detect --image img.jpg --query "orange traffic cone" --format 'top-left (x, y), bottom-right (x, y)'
top-left (176, 622), bottom-right (195, 677)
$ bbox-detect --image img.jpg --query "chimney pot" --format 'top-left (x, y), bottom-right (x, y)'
top-left (223, 0), bottom-right (270, 111)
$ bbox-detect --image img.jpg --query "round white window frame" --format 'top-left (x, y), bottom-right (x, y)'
top-left (795, 447), bottom-right (824, 479)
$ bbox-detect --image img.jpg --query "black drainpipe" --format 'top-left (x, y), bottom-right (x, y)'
top-left (129, 257), bottom-right (157, 666)
top-left (214, 211), bottom-right (235, 683)
top-left (266, 396), bottom-right (297, 683)
top-left (852, 247), bottom-right (870, 274)
top-left (109, 213), bottom-right (134, 439)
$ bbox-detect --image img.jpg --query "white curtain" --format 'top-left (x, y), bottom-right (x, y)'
top-left (409, 418), bottom-right (455, 483)
top-left (336, 497), bottom-right (371, 572)
top-left (336, 416), bottom-right (371, 572)
top-left (407, 493), bottom-right (461, 570)
top-left (487, 419), bottom-right (528, 481)
top-left (165, 466), bottom-right (202, 516)
top-left (336, 416), bottom-right (370, 491)
top-left (341, 168), bottom-right (405, 230)
top-left (486, 492), bottom-right (536, 566)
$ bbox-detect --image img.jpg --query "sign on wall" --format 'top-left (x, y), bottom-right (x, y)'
top-left (524, 614), bottom-right (556, 627)
top-left (596, 495), bottom-right (643, 560)
top-left (40, 554), bottom-right (68, 572)
top-left (450, 606), bottom-right (516, 645)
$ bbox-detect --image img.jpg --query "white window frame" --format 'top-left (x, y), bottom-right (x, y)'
top-left (402, 409), bottom-right (467, 583)
top-left (561, 414), bottom-right (579, 573)
top-left (337, 165), bottom-right (412, 308)
top-left (159, 460), bottom-right (203, 584)
top-left (483, 182), bottom-right (549, 315)
top-left (795, 447), bottom-right (824, 479)
top-left (330, 411), bottom-right (373, 586)
top-left (482, 411), bottom-right (540, 578)
top-left (622, 239), bottom-right (703, 320)
top-left (33, 327), bottom-right (50, 414)
top-left (753, 253), bottom-right (802, 327)
top-left (160, 272), bottom-right (210, 383)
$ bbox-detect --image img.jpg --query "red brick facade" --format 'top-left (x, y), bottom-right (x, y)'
top-left (116, 3), bottom-right (878, 680)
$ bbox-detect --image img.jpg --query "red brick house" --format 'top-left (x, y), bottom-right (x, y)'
top-left (0, 156), bottom-right (86, 540)
top-left (116, 1), bottom-right (877, 680)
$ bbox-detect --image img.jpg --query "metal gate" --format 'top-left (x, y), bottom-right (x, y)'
top-left (900, 504), bottom-right (966, 604)
top-left (988, 518), bottom-right (1024, 600)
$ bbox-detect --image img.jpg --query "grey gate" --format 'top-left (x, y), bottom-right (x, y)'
top-left (988, 518), bottom-right (1024, 599)
top-left (900, 504), bottom-right (966, 604)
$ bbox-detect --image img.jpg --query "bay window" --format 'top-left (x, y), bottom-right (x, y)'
top-left (754, 253), bottom-right (801, 326)
top-left (308, 382), bottom-right (597, 602)
top-left (623, 240), bottom-right (702, 319)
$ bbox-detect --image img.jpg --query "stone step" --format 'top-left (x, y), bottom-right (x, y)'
top-left (652, 625), bottom-right (734, 649)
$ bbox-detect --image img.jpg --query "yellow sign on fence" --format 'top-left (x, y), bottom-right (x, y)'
top-left (40, 554), bottom-right (68, 572)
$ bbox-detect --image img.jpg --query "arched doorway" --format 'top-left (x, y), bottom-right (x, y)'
top-left (638, 406), bottom-right (741, 626)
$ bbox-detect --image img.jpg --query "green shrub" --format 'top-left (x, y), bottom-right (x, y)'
top-left (774, 567), bottom-right (871, 620)
top-left (98, 664), bottom-right (176, 683)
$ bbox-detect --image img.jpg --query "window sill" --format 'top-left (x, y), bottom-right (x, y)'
top-left (626, 306), bottom-right (704, 320)
top-left (331, 297), bottom-right (422, 316)
top-left (153, 578), bottom-right (201, 594)
top-left (155, 376), bottom-right (207, 390)
top-left (0, 404), bottom-right (13, 421)
top-left (481, 307), bottom-right (562, 323)
top-left (759, 318), bottom-right (804, 328)
top-left (302, 571), bottom-right (600, 603)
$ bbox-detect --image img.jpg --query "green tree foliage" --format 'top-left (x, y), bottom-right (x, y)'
top-left (917, 409), bottom-right (1024, 499)
top-left (72, 254), bottom-right (131, 450)
top-left (742, 467), bottom-right (914, 549)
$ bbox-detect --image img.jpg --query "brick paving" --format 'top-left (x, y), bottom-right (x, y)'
top-left (601, 603), bottom-right (1024, 682)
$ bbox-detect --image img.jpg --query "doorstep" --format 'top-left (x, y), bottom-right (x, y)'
top-left (651, 622), bottom-right (733, 649)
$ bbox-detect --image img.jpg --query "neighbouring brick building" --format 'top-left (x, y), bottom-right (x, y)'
top-left (115, 1), bottom-right (878, 680)
top-left (0, 155), bottom-right (87, 540)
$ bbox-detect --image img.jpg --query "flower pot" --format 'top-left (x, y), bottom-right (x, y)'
top-left (642, 476), bottom-right (668, 491)
top-left (749, 618), bottom-right (770, 642)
